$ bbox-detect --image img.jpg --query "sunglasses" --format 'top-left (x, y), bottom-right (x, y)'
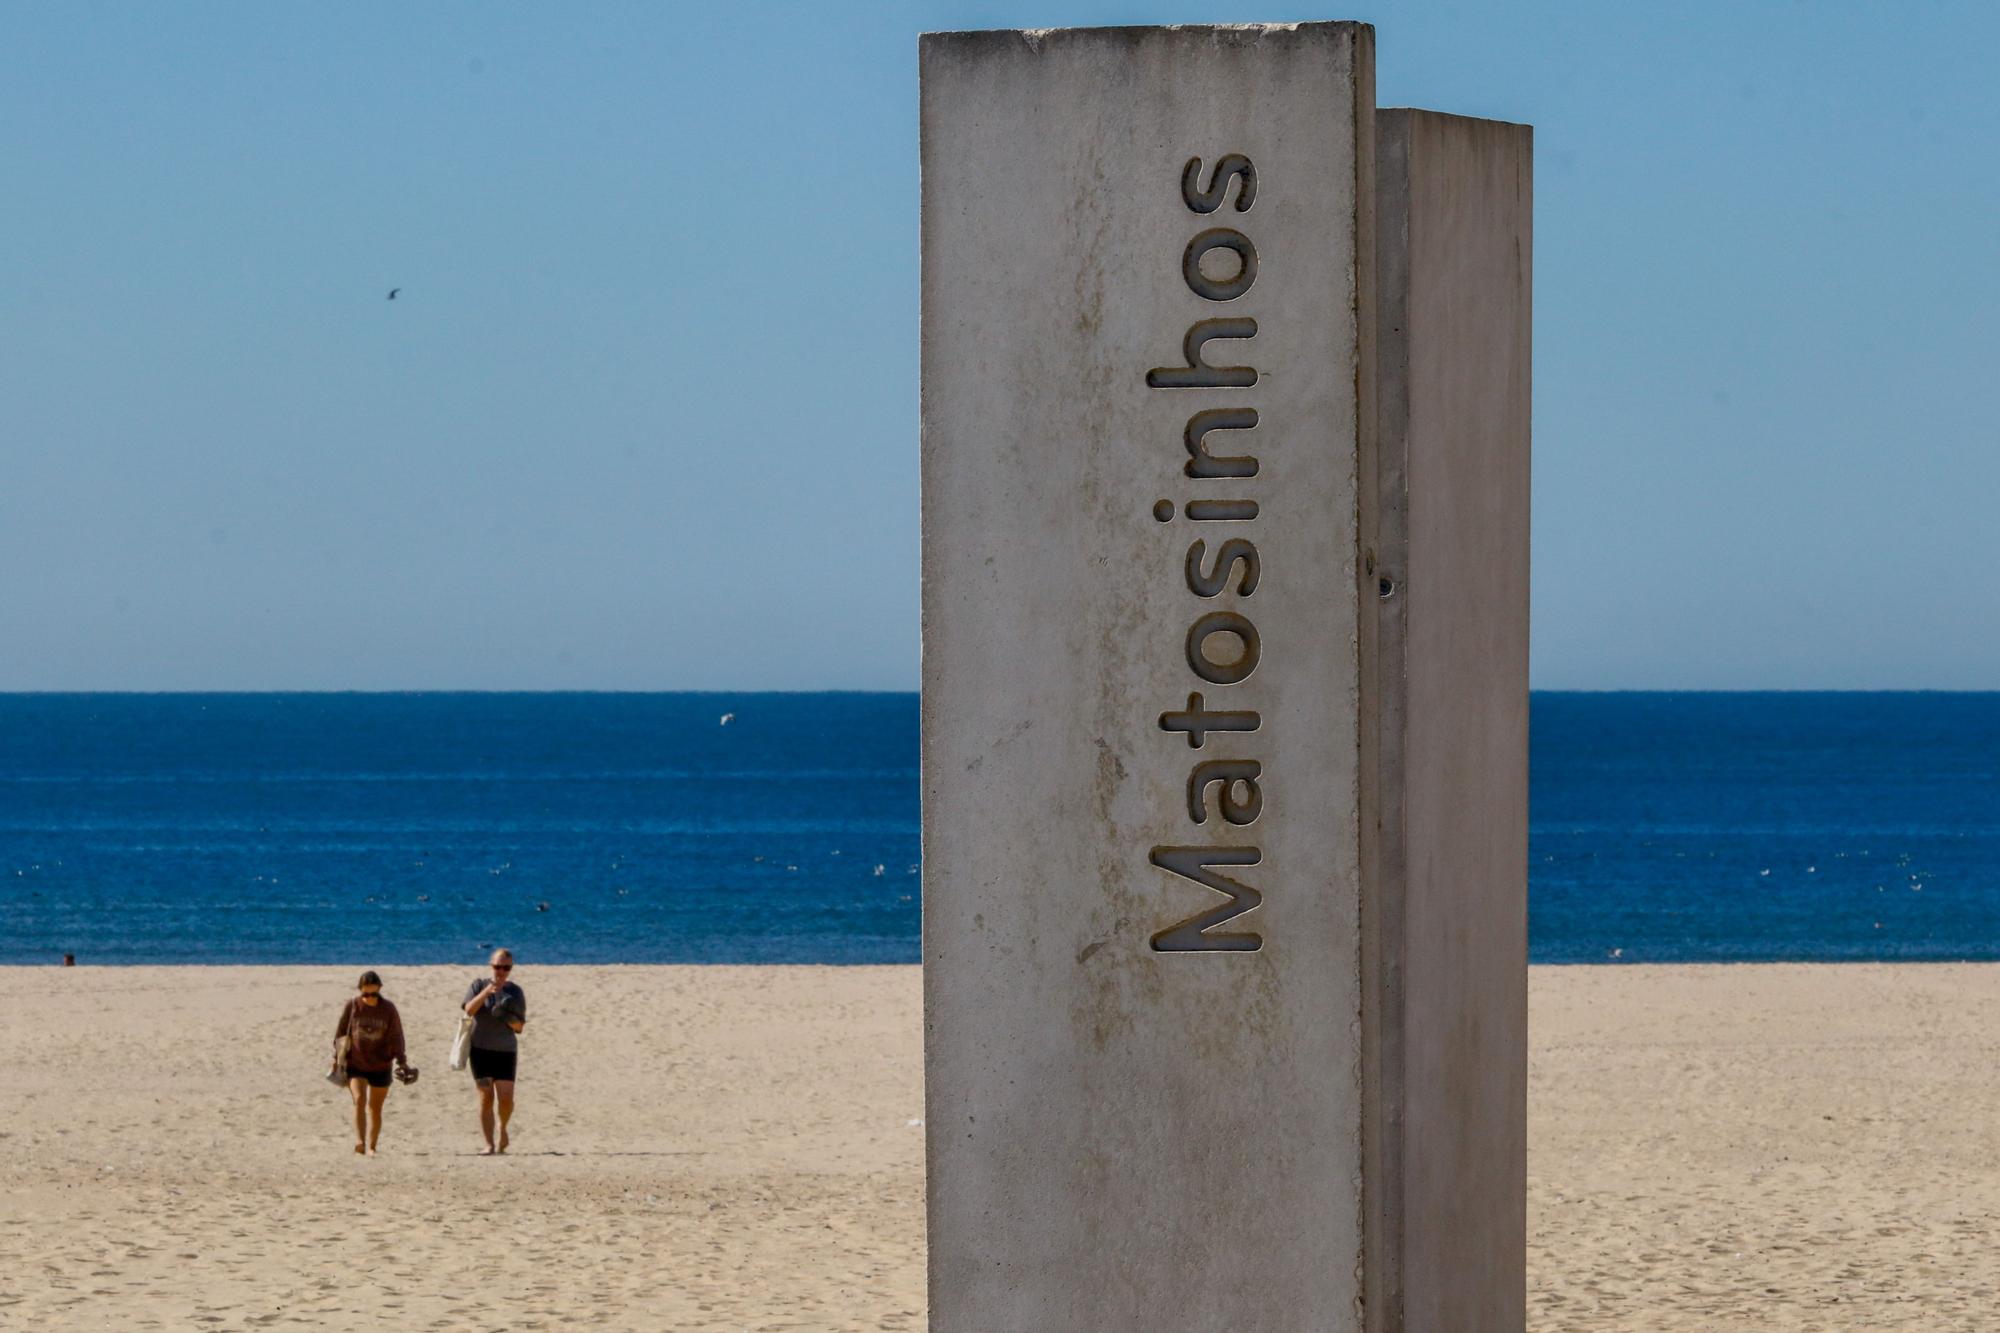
top-left (492, 964), bottom-right (512, 971)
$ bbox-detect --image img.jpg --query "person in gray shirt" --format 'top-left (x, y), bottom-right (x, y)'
top-left (461, 947), bottom-right (527, 1154)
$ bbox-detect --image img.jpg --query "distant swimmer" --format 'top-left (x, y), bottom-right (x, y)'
top-left (387, 288), bottom-right (401, 300)
top-left (332, 970), bottom-right (414, 1155)
top-left (461, 948), bottom-right (527, 1155)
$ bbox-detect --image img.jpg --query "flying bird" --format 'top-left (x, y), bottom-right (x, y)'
top-left (387, 288), bottom-right (401, 300)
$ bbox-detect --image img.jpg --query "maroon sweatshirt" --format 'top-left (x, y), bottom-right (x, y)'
top-left (335, 997), bottom-right (407, 1072)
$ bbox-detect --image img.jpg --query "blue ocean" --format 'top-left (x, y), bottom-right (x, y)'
top-left (2, 692), bottom-right (1996, 965)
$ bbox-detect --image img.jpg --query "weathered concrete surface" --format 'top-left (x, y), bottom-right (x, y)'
top-left (922, 26), bottom-right (1531, 1333)
top-left (1365, 109), bottom-right (1532, 1332)
top-left (921, 22), bottom-right (1375, 1333)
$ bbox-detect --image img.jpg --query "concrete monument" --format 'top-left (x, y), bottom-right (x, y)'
top-left (921, 22), bottom-right (1529, 1332)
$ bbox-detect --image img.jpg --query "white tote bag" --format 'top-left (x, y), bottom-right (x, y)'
top-left (448, 1012), bottom-right (476, 1071)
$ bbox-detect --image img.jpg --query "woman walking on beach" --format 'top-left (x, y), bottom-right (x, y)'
top-left (462, 948), bottom-right (527, 1155)
top-left (332, 970), bottom-right (411, 1155)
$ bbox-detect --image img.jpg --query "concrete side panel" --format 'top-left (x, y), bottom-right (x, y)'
top-left (1372, 108), bottom-right (1532, 1332)
top-left (921, 23), bottom-right (1374, 1333)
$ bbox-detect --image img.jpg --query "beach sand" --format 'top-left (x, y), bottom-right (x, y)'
top-left (2, 963), bottom-right (1995, 1329)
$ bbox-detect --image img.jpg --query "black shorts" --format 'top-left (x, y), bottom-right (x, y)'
top-left (347, 1065), bottom-right (392, 1089)
top-left (469, 1047), bottom-right (518, 1083)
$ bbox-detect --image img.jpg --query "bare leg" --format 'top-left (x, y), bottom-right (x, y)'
top-left (347, 1078), bottom-right (368, 1154)
top-left (477, 1080), bottom-right (497, 1154)
top-left (367, 1084), bottom-right (390, 1154)
top-left (494, 1079), bottom-right (516, 1153)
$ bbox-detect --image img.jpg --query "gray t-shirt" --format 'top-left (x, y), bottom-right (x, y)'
top-left (462, 977), bottom-right (527, 1052)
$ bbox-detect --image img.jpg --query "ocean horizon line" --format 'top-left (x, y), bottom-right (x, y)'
top-left (8, 957), bottom-right (1997, 969)
top-left (4, 686), bottom-right (2000, 697)
top-left (8, 692), bottom-right (2000, 967)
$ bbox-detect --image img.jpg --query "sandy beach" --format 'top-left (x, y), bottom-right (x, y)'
top-left (3, 963), bottom-right (1996, 1330)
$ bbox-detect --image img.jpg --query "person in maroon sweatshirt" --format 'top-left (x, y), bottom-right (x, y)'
top-left (332, 971), bottom-right (410, 1155)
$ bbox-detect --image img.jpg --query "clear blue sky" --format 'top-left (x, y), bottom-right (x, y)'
top-left (4, 2), bottom-right (1995, 691)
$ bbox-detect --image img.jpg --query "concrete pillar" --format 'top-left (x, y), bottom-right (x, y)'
top-left (920, 24), bottom-right (1528, 1332)
top-left (1364, 108), bottom-right (1533, 1333)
